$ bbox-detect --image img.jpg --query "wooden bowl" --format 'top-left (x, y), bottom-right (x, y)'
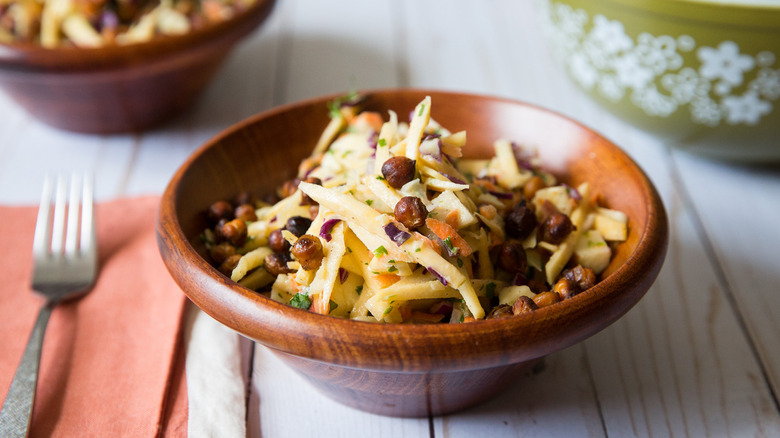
top-left (156, 89), bottom-right (669, 417)
top-left (0, 0), bottom-right (276, 134)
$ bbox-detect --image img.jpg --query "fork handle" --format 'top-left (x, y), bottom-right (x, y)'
top-left (0, 300), bottom-right (56, 438)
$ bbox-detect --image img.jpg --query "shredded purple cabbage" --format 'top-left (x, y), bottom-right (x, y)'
top-left (563, 183), bottom-right (582, 201)
top-left (339, 267), bottom-right (349, 284)
top-left (428, 267), bottom-right (448, 286)
top-left (445, 174), bottom-right (468, 186)
top-left (488, 190), bottom-right (514, 199)
top-left (368, 131), bottom-right (378, 150)
top-left (319, 218), bottom-right (341, 242)
top-left (383, 222), bottom-right (411, 246)
top-left (419, 136), bottom-right (442, 162)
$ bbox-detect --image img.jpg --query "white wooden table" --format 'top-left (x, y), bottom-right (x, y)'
top-left (2, 1), bottom-right (779, 436)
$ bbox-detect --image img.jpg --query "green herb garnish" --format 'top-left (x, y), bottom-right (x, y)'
top-left (374, 245), bottom-right (388, 257)
top-left (444, 237), bottom-right (459, 255)
top-left (485, 282), bottom-right (496, 299)
top-left (289, 293), bottom-right (312, 310)
top-left (356, 285), bottom-right (363, 295)
top-left (378, 138), bottom-right (387, 147)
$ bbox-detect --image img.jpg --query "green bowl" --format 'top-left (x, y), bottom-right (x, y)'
top-left (536, 0), bottom-right (780, 162)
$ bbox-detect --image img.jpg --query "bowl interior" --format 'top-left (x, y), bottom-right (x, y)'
top-left (158, 89), bottom-right (668, 373)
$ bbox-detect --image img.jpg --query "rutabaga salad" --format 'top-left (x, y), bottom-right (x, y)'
top-left (200, 94), bottom-right (629, 323)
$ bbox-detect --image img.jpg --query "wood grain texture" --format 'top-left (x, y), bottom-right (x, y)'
top-left (0, 0), bottom-right (277, 134)
top-left (156, 89), bottom-right (668, 417)
top-left (1, 0), bottom-right (779, 435)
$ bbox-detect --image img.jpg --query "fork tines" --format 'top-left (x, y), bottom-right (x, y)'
top-left (33, 172), bottom-right (95, 260)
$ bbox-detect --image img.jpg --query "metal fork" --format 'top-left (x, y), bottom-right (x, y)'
top-left (0, 173), bottom-right (98, 438)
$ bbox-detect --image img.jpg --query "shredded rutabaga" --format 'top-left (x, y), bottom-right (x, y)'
top-left (201, 95), bottom-right (629, 323)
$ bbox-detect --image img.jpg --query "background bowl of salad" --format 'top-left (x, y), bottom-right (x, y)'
top-left (536, 0), bottom-right (780, 162)
top-left (0, 0), bottom-right (276, 133)
top-left (156, 89), bottom-right (669, 417)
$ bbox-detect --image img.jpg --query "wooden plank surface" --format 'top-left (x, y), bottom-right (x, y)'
top-left (0, 0), bottom-right (779, 437)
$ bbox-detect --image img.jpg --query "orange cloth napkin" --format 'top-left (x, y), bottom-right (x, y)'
top-left (0, 196), bottom-right (188, 437)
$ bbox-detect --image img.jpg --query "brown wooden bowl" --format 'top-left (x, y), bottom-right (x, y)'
top-left (157, 89), bottom-right (669, 417)
top-left (0, 0), bottom-right (276, 134)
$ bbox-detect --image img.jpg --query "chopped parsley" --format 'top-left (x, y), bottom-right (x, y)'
top-left (456, 258), bottom-right (463, 268)
top-left (374, 245), bottom-right (388, 257)
top-left (376, 175), bottom-right (385, 181)
top-left (414, 247), bottom-right (422, 252)
top-left (289, 293), bottom-right (312, 310)
top-left (329, 300), bottom-right (339, 312)
top-left (342, 150), bottom-right (353, 158)
top-left (383, 307), bottom-right (393, 315)
top-left (356, 285), bottom-right (363, 295)
top-left (418, 104), bottom-right (425, 116)
top-left (485, 282), bottom-right (497, 299)
top-left (444, 237), bottom-right (459, 255)
top-left (387, 266), bottom-right (398, 273)
top-left (378, 138), bottom-right (387, 147)
top-left (365, 199), bottom-right (374, 206)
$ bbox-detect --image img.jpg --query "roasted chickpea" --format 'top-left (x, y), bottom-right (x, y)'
top-left (279, 178), bottom-right (300, 199)
top-left (291, 234), bottom-right (324, 271)
top-left (209, 242), bottom-right (236, 265)
top-left (208, 200), bottom-right (234, 224)
top-left (285, 216), bottom-right (312, 237)
top-left (264, 253), bottom-right (295, 276)
top-left (533, 291), bottom-right (561, 308)
top-left (381, 156), bottom-right (416, 189)
top-left (394, 196), bottom-right (427, 230)
top-left (220, 219), bottom-right (248, 247)
top-left (505, 201), bottom-right (537, 239)
top-left (523, 175), bottom-right (546, 200)
top-left (553, 277), bottom-right (579, 300)
top-left (233, 191), bottom-right (256, 207)
top-left (300, 177), bottom-right (322, 206)
top-left (512, 296), bottom-right (538, 314)
top-left (268, 229), bottom-right (290, 253)
top-left (486, 304), bottom-right (514, 319)
top-left (218, 254), bottom-right (242, 276)
top-left (234, 204), bottom-right (257, 223)
top-left (539, 212), bottom-right (574, 244)
top-left (498, 240), bottom-right (528, 274)
top-left (564, 265), bottom-right (597, 291)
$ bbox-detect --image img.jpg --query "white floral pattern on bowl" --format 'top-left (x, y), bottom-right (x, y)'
top-left (538, 0), bottom-right (780, 127)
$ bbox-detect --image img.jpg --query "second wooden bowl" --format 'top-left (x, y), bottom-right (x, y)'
top-left (0, 0), bottom-right (276, 134)
top-left (156, 89), bottom-right (669, 417)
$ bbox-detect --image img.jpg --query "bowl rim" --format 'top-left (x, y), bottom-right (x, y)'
top-left (0, 0), bottom-right (277, 72)
top-left (577, 0), bottom-right (780, 28)
top-left (157, 88), bottom-right (669, 372)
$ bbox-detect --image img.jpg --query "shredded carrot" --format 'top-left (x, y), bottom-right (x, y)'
top-left (310, 295), bottom-right (324, 314)
top-left (318, 294), bottom-right (330, 315)
top-left (375, 274), bottom-right (401, 288)
top-left (445, 209), bottom-right (460, 229)
top-left (425, 218), bottom-right (473, 256)
top-left (350, 111), bottom-right (384, 132)
top-left (462, 316), bottom-right (476, 323)
top-left (473, 178), bottom-right (501, 193)
top-left (479, 204), bottom-right (497, 220)
top-left (411, 311), bottom-right (445, 323)
top-left (415, 232), bottom-right (440, 253)
top-left (398, 303), bottom-right (412, 322)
